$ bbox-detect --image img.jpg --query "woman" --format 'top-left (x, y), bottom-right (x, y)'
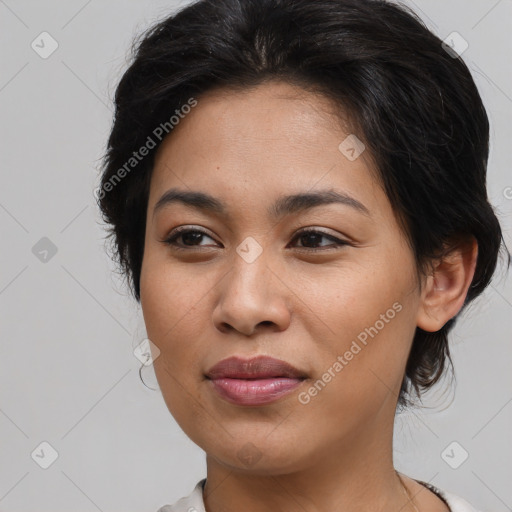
top-left (97, 0), bottom-right (509, 511)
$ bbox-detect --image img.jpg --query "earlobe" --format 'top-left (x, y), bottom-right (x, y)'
top-left (416, 238), bottom-right (478, 332)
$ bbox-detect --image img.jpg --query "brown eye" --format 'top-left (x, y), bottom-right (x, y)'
top-left (162, 227), bottom-right (219, 250)
top-left (290, 228), bottom-right (348, 251)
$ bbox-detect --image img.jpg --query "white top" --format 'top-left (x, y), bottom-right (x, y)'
top-left (157, 478), bottom-right (482, 512)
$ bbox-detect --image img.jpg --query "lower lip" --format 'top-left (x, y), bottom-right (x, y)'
top-left (208, 377), bottom-right (305, 405)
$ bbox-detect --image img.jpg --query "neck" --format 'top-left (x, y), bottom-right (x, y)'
top-left (203, 416), bottom-right (414, 512)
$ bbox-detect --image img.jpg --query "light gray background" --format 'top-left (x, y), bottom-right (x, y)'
top-left (0, 1), bottom-right (511, 511)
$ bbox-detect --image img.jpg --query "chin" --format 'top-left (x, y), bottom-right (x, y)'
top-left (203, 433), bottom-right (315, 475)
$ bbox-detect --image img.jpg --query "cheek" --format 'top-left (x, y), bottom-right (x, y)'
top-left (140, 261), bottom-right (211, 432)
top-left (298, 257), bottom-right (408, 338)
top-left (140, 252), bottom-right (199, 339)
top-left (139, 255), bottom-right (216, 379)
top-left (298, 304), bottom-right (417, 439)
top-left (301, 251), bottom-right (418, 402)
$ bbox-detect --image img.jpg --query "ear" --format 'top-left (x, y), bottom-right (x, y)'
top-left (416, 237), bottom-right (478, 332)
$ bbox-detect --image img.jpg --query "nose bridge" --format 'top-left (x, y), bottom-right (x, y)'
top-left (227, 231), bottom-right (271, 285)
top-left (212, 236), bottom-right (290, 335)
top-left (227, 238), bottom-right (273, 310)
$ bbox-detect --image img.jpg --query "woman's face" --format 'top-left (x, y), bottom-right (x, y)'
top-left (140, 81), bottom-right (423, 473)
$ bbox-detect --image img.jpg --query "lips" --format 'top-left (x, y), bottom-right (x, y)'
top-left (205, 355), bottom-right (307, 406)
top-left (205, 355), bottom-right (308, 380)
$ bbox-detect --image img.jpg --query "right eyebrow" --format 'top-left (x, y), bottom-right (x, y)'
top-left (153, 189), bottom-right (226, 219)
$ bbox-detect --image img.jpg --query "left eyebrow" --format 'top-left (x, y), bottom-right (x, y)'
top-left (269, 189), bottom-right (371, 219)
top-left (152, 187), bottom-right (371, 220)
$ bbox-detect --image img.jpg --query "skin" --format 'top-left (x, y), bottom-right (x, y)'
top-left (139, 81), bottom-right (478, 512)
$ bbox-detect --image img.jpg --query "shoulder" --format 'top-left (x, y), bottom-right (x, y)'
top-left (156, 479), bottom-right (206, 512)
top-left (417, 480), bottom-right (483, 512)
top-left (440, 489), bottom-right (483, 512)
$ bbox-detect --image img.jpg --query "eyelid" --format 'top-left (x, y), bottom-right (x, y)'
top-left (160, 225), bottom-right (219, 245)
top-left (293, 226), bottom-right (346, 240)
top-left (289, 227), bottom-right (350, 250)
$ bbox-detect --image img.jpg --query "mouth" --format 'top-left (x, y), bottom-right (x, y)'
top-left (206, 354), bottom-right (308, 379)
top-left (205, 355), bottom-right (308, 406)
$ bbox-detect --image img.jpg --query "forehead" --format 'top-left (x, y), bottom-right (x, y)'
top-left (149, 80), bottom-right (380, 212)
top-left (188, 80), bottom-right (349, 132)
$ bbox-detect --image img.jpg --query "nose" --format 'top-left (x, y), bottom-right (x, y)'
top-left (211, 251), bottom-right (291, 336)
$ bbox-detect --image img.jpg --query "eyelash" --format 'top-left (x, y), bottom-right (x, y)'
top-left (161, 226), bottom-right (349, 253)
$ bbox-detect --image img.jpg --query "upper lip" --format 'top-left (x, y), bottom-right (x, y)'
top-left (206, 355), bottom-right (308, 380)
